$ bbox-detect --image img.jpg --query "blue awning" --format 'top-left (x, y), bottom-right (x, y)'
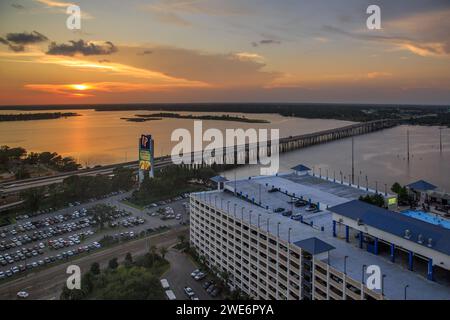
top-left (291, 164), bottom-right (311, 172)
top-left (210, 176), bottom-right (228, 183)
top-left (294, 237), bottom-right (335, 255)
top-left (406, 180), bottom-right (437, 191)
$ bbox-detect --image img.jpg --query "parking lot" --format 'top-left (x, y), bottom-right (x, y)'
top-left (163, 249), bottom-right (222, 301)
top-left (0, 192), bottom-right (190, 283)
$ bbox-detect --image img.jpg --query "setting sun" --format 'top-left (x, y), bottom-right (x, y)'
top-left (71, 84), bottom-right (89, 91)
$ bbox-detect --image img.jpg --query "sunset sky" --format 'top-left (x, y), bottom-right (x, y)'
top-left (0, 0), bottom-right (449, 105)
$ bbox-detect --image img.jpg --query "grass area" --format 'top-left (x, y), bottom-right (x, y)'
top-left (60, 250), bottom-right (170, 300)
top-left (129, 183), bottom-right (207, 207)
top-left (120, 200), bottom-right (146, 211)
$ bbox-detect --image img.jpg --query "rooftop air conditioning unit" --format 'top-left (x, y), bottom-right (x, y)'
top-left (357, 218), bottom-right (364, 226)
top-left (404, 229), bottom-right (411, 239)
top-left (428, 238), bottom-right (433, 247)
top-left (417, 234), bottom-right (423, 244)
top-left (338, 218), bottom-right (343, 223)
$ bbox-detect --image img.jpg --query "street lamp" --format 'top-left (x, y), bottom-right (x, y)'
top-left (361, 264), bottom-right (367, 285)
top-left (344, 255), bottom-right (349, 275)
top-left (404, 284), bottom-right (409, 300)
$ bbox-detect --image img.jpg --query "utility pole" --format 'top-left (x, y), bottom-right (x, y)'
top-left (259, 184), bottom-right (261, 204)
top-left (234, 170), bottom-right (237, 196)
top-left (439, 127), bottom-right (443, 153)
top-left (351, 137), bottom-right (355, 185)
top-left (407, 129), bottom-right (410, 163)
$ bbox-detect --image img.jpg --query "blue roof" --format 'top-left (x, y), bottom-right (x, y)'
top-left (210, 176), bottom-right (228, 183)
top-left (291, 164), bottom-right (311, 172)
top-left (406, 180), bottom-right (437, 191)
top-left (294, 237), bottom-right (335, 255)
top-left (329, 200), bottom-right (450, 256)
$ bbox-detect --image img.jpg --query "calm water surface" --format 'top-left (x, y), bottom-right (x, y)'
top-left (224, 125), bottom-right (450, 191)
top-left (0, 109), bottom-right (353, 165)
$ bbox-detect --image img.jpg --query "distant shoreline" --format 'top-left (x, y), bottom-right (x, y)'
top-left (127, 113), bottom-right (270, 124)
top-left (0, 112), bottom-right (80, 122)
top-left (0, 104), bottom-right (448, 126)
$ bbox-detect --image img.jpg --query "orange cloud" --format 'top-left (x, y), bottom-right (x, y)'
top-left (24, 81), bottom-right (209, 97)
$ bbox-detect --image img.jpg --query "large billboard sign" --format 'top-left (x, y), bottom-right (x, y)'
top-left (138, 134), bottom-right (154, 181)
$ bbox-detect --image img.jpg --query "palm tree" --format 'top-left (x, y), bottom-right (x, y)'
top-left (159, 246), bottom-right (168, 259)
top-left (149, 245), bottom-right (158, 264)
top-left (177, 234), bottom-right (186, 246)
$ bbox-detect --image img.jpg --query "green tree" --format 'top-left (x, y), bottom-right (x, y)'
top-left (159, 246), bottom-right (168, 259)
top-left (15, 166), bottom-right (30, 180)
top-left (391, 182), bottom-right (402, 194)
top-left (108, 257), bottom-right (119, 270)
top-left (21, 187), bottom-right (44, 212)
top-left (90, 262), bottom-right (100, 275)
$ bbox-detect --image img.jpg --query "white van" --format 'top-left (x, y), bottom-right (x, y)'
top-left (165, 290), bottom-right (176, 300)
top-left (160, 278), bottom-right (170, 290)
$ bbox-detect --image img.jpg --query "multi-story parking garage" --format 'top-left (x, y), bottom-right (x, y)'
top-left (189, 168), bottom-right (450, 300)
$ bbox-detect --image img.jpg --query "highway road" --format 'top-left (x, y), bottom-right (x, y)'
top-left (0, 158), bottom-right (173, 194)
top-left (0, 226), bottom-right (188, 300)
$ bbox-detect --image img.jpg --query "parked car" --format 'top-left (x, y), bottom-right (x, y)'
top-left (211, 287), bottom-right (221, 297)
top-left (17, 291), bottom-right (29, 299)
top-left (184, 287), bottom-right (195, 297)
top-left (190, 269), bottom-right (201, 277)
top-left (194, 272), bottom-right (206, 281)
top-left (203, 280), bottom-right (214, 289)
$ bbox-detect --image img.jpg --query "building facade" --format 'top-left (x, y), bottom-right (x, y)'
top-left (189, 193), bottom-right (383, 300)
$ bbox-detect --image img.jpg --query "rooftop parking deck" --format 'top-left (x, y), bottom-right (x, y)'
top-left (192, 174), bottom-right (450, 300)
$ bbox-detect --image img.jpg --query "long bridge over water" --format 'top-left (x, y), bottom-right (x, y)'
top-left (182, 118), bottom-right (397, 166)
top-left (0, 119), bottom-right (397, 195)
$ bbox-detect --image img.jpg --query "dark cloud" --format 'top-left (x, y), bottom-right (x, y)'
top-left (46, 40), bottom-right (118, 56)
top-left (0, 31), bottom-right (47, 52)
top-left (11, 4), bottom-right (24, 10)
top-left (251, 39), bottom-right (281, 47)
top-left (5, 31), bottom-right (48, 44)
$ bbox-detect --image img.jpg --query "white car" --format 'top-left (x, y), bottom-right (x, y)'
top-left (190, 269), bottom-right (200, 277)
top-left (184, 287), bottom-right (195, 297)
top-left (17, 291), bottom-right (29, 299)
top-left (194, 272), bottom-right (206, 281)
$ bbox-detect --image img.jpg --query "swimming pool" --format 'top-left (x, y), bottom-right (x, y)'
top-left (401, 210), bottom-right (450, 230)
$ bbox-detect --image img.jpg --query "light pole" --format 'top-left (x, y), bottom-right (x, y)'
top-left (351, 137), bottom-right (355, 185)
top-left (344, 255), bottom-right (349, 275)
top-left (381, 274), bottom-right (386, 296)
top-left (259, 184), bottom-right (262, 204)
top-left (361, 264), bottom-right (367, 285)
top-left (404, 284), bottom-right (409, 300)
